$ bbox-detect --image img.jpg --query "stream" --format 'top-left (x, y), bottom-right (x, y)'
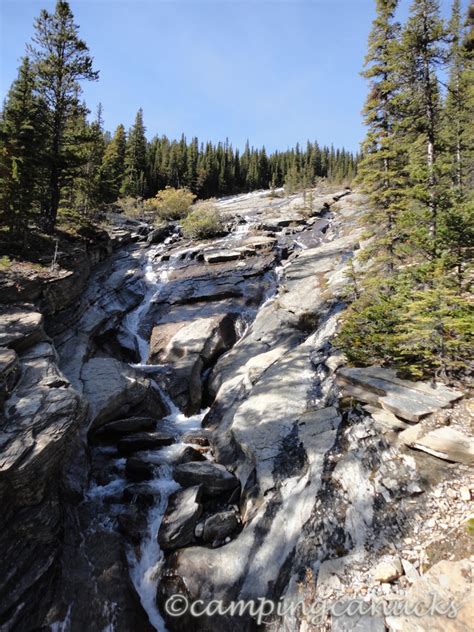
top-left (84, 203), bottom-right (280, 631)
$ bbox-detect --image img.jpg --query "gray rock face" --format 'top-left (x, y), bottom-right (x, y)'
top-left (81, 357), bottom-right (167, 430)
top-left (156, 192), bottom-right (369, 630)
top-left (0, 346), bottom-right (20, 406)
top-left (173, 461), bottom-right (239, 496)
top-left (158, 485), bottom-right (203, 550)
top-left (337, 367), bottom-right (463, 422)
top-left (0, 304), bottom-right (47, 350)
top-left (149, 313), bottom-right (238, 413)
top-left (9, 187), bottom-right (468, 632)
top-left (0, 340), bottom-right (86, 630)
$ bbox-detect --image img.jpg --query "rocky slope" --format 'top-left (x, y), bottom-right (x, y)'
top-left (0, 188), bottom-right (471, 632)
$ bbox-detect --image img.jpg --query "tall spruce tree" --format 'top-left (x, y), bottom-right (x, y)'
top-left (101, 124), bottom-right (126, 202)
top-left (0, 57), bottom-right (46, 235)
top-left (355, 0), bottom-right (402, 275)
top-left (121, 108), bottom-right (147, 197)
top-left (28, 0), bottom-right (98, 230)
top-left (398, 0), bottom-right (447, 257)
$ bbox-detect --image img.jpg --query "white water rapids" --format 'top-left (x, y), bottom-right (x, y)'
top-left (80, 202), bottom-right (282, 632)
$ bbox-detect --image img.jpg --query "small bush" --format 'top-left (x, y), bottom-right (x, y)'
top-left (181, 203), bottom-right (224, 239)
top-left (146, 187), bottom-right (196, 221)
top-left (115, 196), bottom-right (144, 219)
top-left (0, 255), bottom-right (11, 269)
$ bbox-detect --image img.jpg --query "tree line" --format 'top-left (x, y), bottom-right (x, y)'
top-left (0, 1), bottom-right (357, 237)
top-left (338, 0), bottom-right (473, 379)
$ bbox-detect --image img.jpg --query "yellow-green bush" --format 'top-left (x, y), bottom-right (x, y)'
top-left (181, 202), bottom-right (224, 239)
top-left (146, 187), bottom-right (196, 221)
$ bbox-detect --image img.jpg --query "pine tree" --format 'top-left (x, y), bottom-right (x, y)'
top-left (28, 0), bottom-right (98, 230)
top-left (355, 0), bottom-right (402, 275)
top-left (398, 0), bottom-right (447, 257)
top-left (121, 108), bottom-right (147, 197)
top-left (101, 124), bottom-right (126, 202)
top-left (74, 103), bottom-right (106, 214)
top-left (0, 57), bottom-right (46, 235)
top-left (444, 0), bottom-right (473, 195)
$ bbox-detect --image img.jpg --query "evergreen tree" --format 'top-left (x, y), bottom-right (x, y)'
top-left (121, 108), bottom-right (147, 197)
top-left (398, 0), bottom-right (447, 257)
top-left (444, 0), bottom-right (473, 195)
top-left (28, 0), bottom-right (98, 229)
top-left (355, 0), bottom-right (402, 275)
top-left (101, 123), bottom-right (126, 202)
top-left (74, 103), bottom-right (106, 214)
top-left (0, 57), bottom-right (46, 235)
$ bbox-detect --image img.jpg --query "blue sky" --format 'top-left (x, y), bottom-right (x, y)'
top-left (0, 0), bottom-right (464, 153)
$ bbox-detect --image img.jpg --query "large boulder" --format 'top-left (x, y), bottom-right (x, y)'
top-left (118, 431), bottom-right (174, 455)
top-left (337, 367), bottom-right (463, 422)
top-left (202, 510), bottom-right (241, 544)
top-left (149, 314), bottom-right (238, 413)
top-left (173, 461), bottom-right (239, 497)
top-left (93, 416), bottom-right (157, 441)
top-left (81, 357), bottom-right (167, 430)
top-left (158, 485), bottom-right (203, 550)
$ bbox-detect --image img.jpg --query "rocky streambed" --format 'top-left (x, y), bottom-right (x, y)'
top-left (0, 188), bottom-right (472, 632)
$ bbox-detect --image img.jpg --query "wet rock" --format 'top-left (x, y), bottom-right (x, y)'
top-left (158, 485), bottom-right (203, 550)
top-left (337, 367), bottom-right (463, 422)
top-left (0, 304), bottom-right (47, 350)
top-left (149, 314), bottom-right (238, 413)
top-left (118, 431), bottom-right (174, 455)
top-left (94, 416), bottom-right (157, 440)
top-left (123, 483), bottom-right (161, 507)
top-left (117, 506), bottom-right (148, 544)
top-left (202, 510), bottom-right (241, 544)
top-left (147, 223), bottom-right (174, 245)
top-left (203, 249), bottom-right (242, 263)
top-left (125, 457), bottom-right (155, 482)
top-left (81, 358), bottom-right (167, 430)
top-left (177, 446), bottom-right (207, 464)
top-left (173, 461), bottom-right (239, 496)
top-left (242, 235), bottom-right (277, 251)
top-left (182, 431), bottom-right (211, 447)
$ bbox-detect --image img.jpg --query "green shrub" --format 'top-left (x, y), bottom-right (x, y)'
top-left (0, 255), bottom-right (11, 269)
top-left (181, 202), bottom-right (224, 239)
top-left (115, 196), bottom-right (144, 219)
top-left (146, 187), bottom-right (196, 221)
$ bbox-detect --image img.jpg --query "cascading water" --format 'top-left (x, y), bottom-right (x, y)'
top-left (95, 202), bottom-right (285, 630)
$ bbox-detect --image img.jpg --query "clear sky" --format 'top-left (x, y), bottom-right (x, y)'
top-left (0, 0), bottom-right (464, 153)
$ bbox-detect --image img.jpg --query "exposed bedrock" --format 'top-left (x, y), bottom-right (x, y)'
top-left (1, 188), bottom-right (468, 632)
top-left (0, 307), bottom-right (87, 631)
